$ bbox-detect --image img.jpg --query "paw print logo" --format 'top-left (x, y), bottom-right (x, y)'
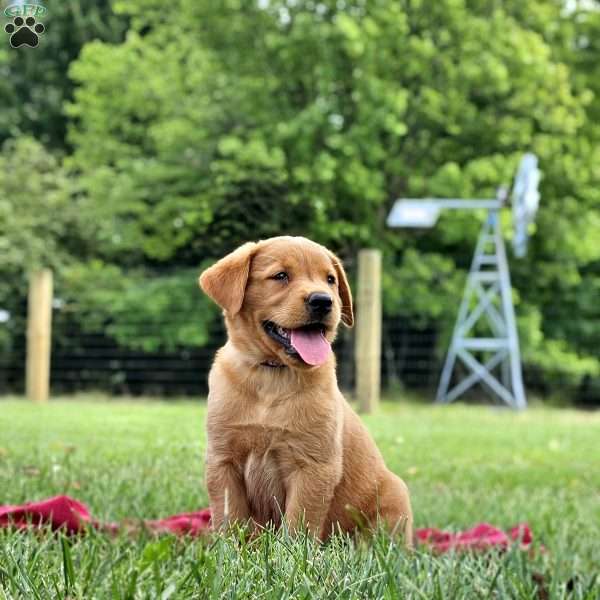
top-left (5, 16), bottom-right (45, 48)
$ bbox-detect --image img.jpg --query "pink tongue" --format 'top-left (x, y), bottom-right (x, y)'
top-left (290, 329), bottom-right (331, 366)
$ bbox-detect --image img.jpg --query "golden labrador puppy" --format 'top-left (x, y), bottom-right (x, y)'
top-left (199, 236), bottom-right (412, 544)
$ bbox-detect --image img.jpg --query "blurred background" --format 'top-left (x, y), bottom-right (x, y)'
top-left (1, 0), bottom-right (599, 406)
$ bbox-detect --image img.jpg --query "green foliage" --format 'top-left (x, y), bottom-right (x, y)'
top-left (61, 0), bottom-right (600, 388)
top-left (0, 137), bottom-right (72, 273)
top-left (59, 262), bottom-right (217, 352)
top-left (0, 0), bottom-right (126, 149)
top-left (0, 137), bottom-right (73, 349)
top-left (383, 249), bottom-right (465, 325)
top-left (1, 1), bottom-right (599, 391)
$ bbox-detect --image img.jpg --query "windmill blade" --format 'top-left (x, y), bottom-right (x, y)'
top-left (512, 153), bottom-right (541, 258)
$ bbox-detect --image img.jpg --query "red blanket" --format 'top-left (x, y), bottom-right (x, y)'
top-left (0, 495), bottom-right (532, 552)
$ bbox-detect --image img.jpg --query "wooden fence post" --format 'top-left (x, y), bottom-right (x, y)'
top-left (355, 249), bottom-right (382, 413)
top-left (26, 269), bottom-right (53, 403)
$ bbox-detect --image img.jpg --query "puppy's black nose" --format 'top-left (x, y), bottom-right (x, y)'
top-left (307, 292), bottom-right (333, 317)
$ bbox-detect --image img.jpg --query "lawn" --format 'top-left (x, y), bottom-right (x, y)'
top-left (0, 397), bottom-right (598, 599)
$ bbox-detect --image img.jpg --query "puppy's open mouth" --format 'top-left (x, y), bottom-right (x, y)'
top-left (263, 321), bottom-right (331, 366)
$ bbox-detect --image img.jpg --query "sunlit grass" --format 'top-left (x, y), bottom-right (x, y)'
top-left (0, 397), bottom-right (598, 598)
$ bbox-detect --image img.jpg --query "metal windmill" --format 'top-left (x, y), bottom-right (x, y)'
top-left (387, 154), bottom-right (541, 409)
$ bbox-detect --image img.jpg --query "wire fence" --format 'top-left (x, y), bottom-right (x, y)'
top-left (1, 249), bottom-right (599, 406)
top-left (1, 301), bottom-right (598, 406)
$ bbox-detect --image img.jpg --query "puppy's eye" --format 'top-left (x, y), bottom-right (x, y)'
top-left (271, 272), bottom-right (289, 281)
top-left (327, 274), bottom-right (336, 285)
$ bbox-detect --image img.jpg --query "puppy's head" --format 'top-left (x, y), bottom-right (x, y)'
top-left (199, 236), bottom-right (353, 369)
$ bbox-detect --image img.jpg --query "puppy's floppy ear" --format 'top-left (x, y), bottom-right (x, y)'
top-left (199, 242), bottom-right (257, 315)
top-left (329, 252), bottom-right (354, 327)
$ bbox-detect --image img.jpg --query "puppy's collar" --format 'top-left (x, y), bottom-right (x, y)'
top-left (261, 359), bottom-right (287, 369)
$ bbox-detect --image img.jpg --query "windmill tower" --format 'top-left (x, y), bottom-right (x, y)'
top-left (387, 154), bottom-right (541, 409)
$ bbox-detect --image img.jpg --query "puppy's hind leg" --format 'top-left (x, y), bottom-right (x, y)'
top-left (374, 471), bottom-right (414, 548)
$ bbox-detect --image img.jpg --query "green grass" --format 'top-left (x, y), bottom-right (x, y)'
top-left (0, 397), bottom-right (599, 599)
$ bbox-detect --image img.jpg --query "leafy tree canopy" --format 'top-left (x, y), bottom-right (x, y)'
top-left (0, 0), bottom-right (126, 149)
top-left (2, 0), bottom-right (599, 395)
top-left (64, 0), bottom-right (600, 384)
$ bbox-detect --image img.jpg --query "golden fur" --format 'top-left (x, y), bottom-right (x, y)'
top-left (199, 236), bottom-right (412, 543)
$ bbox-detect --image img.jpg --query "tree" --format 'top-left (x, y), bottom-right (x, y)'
top-left (0, 137), bottom-right (72, 348)
top-left (0, 0), bottom-right (126, 150)
top-left (64, 0), bottom-right (600, 395)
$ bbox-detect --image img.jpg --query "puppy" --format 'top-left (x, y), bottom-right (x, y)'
top-left (199, 236), bottom-right (412, 544)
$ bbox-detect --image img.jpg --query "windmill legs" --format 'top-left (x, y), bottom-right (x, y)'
top-left (436, 211), bottom-right (527, 409)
